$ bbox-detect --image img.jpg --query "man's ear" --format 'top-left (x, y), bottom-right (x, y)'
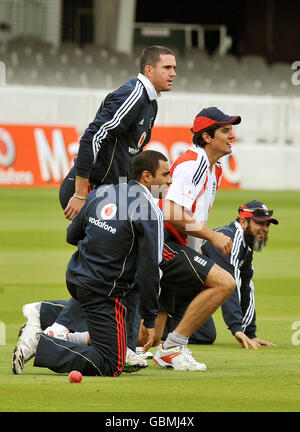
top-left (239, 217), bottom-right (249, 230)
top-left (144, 65), bottom-right (152, 78)
top-left (201, 132), bottom-right (211, 144)
top-left (140, 170), bottom-right (152, 184)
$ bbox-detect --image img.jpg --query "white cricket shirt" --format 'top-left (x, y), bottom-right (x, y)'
top-left (164, 145), bottom-right (222, 252)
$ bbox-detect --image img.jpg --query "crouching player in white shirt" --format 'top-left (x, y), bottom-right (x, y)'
top-left (145, 107), bottom-right (242, 370)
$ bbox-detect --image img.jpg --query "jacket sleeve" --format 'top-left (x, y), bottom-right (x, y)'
top-left (239, 256), bottom-right (257, 338)
top-left (221, 288), bottom-right (244, 336)
top-left (76, 83), bottom-right (146, 178)
top-left (66, 205), bottom-right (86, 245)
top-left (202, 226), bottom-right (246, 336)
top-left (222, 249), bottom-right (257, 337)
top-left (134, 205), bottom-right (163, 329)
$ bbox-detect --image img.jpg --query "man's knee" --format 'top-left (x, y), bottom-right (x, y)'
top-left (221, 271), bottom-right (236, 298)
top-left (205, 264), bottom-right (235, 298)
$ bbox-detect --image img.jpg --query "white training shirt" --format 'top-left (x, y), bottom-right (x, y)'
top-left (165, 145), bottom-right (222, 252)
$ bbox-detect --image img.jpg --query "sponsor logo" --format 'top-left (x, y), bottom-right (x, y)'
top-left (138, 131), bottom-right (147, 148)
top-left (0, 128), bottom-right (16, 166)
top-left (88, 217), bottom-right (116, 234)
top-left (101, 203), bottom-right (117, 220)
top-left (128, 147), bottom-right (140, 155)
top-left (194, 256), bottom-right (207, 266)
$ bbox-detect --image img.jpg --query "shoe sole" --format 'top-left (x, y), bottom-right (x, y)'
top-left (153, 357), bottom-right (206, 371)
top-left (153, 358), bottom-right (173, 369)
top-left (12, 324), bottom-right (26, 375)
top-left (123, 363), bottom-right (148, 373)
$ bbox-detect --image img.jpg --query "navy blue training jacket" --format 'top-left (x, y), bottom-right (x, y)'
top-left (66, 181), bottom-right (164, 328)
top-left (202, 221), bottom-right (257, 338)
top-left (75, 77), bottom-right (158, 187)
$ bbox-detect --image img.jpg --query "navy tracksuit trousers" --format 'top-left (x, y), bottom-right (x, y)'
top-left (34, 285), bottom-right (127, 376)
top-left (53, 171), bottom-right (140, 352)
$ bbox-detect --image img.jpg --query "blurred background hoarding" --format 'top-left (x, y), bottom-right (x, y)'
top-left (0, 0), bottom-right (299, 189)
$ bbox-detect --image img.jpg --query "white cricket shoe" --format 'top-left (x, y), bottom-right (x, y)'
top-left (22, 303), bottom-right (42, 330)
top-left (153, 344), bottom-right (207, 371)
top-left (12, 323), bottom-right (40, 375)
top-left (123, 347), bottom-right (148, 373)
top-left (136, 346), bottom-right (154, 360)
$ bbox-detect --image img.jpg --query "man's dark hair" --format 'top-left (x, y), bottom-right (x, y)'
top-left (192, 124), bottom-right (220, 148)
top-left (131, 150), bottom-right (168, 180)
top-left (139, 45), bottom-right (175, 73)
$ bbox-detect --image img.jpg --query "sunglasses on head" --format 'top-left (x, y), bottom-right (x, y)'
top-left (238, 207), bottom-right (273, 217)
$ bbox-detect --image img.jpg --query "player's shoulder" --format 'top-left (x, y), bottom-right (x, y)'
top-left (117, 77), bottom-right (145, 97)
top-left (171, 145), bottom-right (206, 174)
top-left (214, 222), bottom-right (236, 238)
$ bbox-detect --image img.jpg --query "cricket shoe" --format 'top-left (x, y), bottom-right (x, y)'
top-left (123, 347), bottom-right (148, 373)
top-left (22, 303), bottom-right (42, 331)
top-left (135, 346), bottom-right (154, 360)
top-left (153, 344), bottom-right (207, 371)
top-left (12, 323), bottom-right (40, 375)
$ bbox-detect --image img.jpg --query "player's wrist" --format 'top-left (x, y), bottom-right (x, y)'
top-left (73, 193), bottom-right (86, 200)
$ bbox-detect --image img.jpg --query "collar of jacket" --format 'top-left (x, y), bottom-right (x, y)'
top-left (137, 73), bottom-right (160, 101)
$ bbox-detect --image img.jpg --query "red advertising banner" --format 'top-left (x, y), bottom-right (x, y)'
top-left (0, 124), bottom-right (78, 187)
top-left (0, 124), bottom-right (239, 189)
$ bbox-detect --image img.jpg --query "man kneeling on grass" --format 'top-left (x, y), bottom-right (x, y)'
top-left (12, 150), bottom-right (171, 377)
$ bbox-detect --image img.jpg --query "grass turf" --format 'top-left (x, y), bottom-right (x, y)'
top-left (0, 188), bottom-right (299, 412)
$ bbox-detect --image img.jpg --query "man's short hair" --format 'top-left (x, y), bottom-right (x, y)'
top-left (192, 125), bottom-right (220, 148)
top-left (131, 150), bottom-right (168, 180)
top-left (139, 45), bottom-right (175, 74)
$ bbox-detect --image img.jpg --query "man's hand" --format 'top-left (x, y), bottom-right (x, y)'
top-left (64, 196), bottom-right (86, 220)
top-left (210, 231), bottom-right (232, 255)
top-left (164, 200), bottom-right (232, 254)
top-left (251, 337), bottom-right (277, 347)
top-left (64, 176), bottom-right (89, 220)
top-left (234, 331), bottom-right (260, 349)
top-left (143, 327), bottom-right (155, 353)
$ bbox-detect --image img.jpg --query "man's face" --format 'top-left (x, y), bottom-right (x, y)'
top-left (150, 159), bottom-right (172, 198)
top-left (243, 219), bottom-right (270, 251)
top-left (204, 125), bottom-right (235, 157)
top-left (146, 54), bottom-right (176, 93)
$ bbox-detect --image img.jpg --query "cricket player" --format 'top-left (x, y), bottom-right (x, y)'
top-left (156, 200), bottom-right (279, 349)
top-left (148, 107), bottom-right (242, 370)
top-left (12, 150), bottom-right (171, 376)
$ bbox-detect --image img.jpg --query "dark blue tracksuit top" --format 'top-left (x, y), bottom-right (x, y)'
top-left (66, 181), bottom-right (164, 328)
top-left (75, 77), bottom-right (158, 187)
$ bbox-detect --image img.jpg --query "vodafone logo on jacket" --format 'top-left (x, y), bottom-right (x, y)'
top-left (101, 203), bottom-right (117, 220)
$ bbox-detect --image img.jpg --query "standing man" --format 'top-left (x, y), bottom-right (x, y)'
top-left (12, 151), bottom-right (172, 376)
top-left (46, 45), bottom-right (176, 363)
top-left (60, 45), bottom-right (176, 217)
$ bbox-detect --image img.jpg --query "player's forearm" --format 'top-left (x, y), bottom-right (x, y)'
top-left (74, 176), bottom-right (89, 198)
top-left (164, 200), bottom-right (232, 254)
top-left (163, 199), bottom-right (212, 240)
top-left (75, 139), bottom-right (94, 178)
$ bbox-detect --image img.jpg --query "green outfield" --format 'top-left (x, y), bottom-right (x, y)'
top-left (0, 188), bottom-right (299, 412)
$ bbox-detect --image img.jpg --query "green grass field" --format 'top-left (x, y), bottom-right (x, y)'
top-left (0, 188), bottom-right (300, 413)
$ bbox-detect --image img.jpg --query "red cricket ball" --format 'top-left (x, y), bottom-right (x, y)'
top-left (68, 370), bottom-right (83, 383)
